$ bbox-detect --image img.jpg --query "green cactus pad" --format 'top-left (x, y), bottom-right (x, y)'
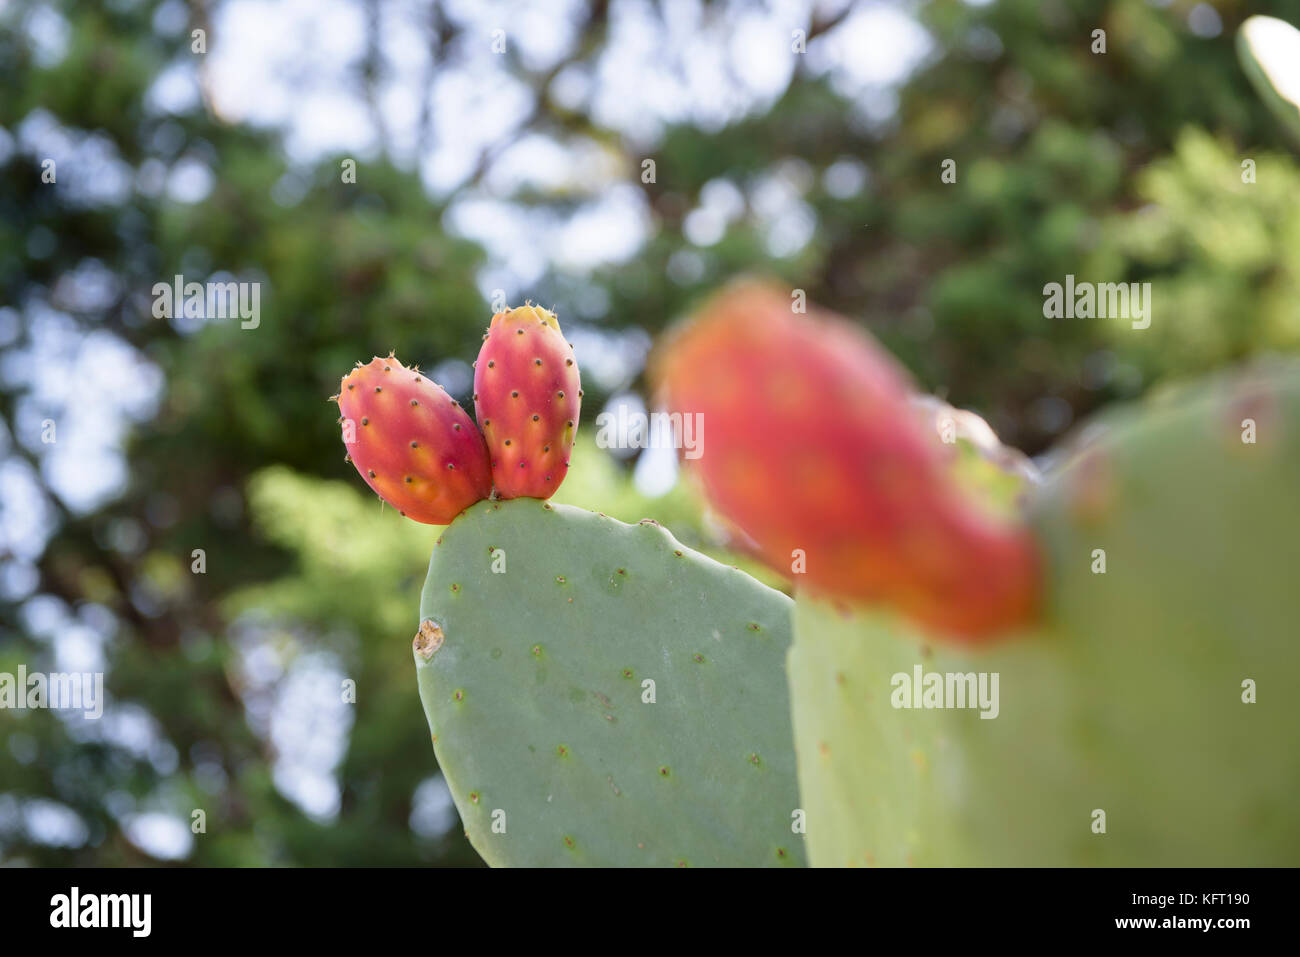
top-left (789, 360), bottom-right (1300, 866)
top-left (414, 498), bottom-right (805, 867)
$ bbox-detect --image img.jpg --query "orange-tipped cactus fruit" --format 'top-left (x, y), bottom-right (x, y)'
top-left (655, 280), bottom-right (1040, 641)
top-left (473, 304), bottom-right (582, 500)
top-left (335, 355), bottom-right (493, 524)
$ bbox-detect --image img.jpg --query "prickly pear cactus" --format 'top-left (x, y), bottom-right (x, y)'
top-left (334, 355), bottom-right (492, 524)
top-left (656, 280), bottom-right (1039, 640)
top-left (474, 304), bottom-right (582, 499)
top-left (789, 360), bottom-right (1300, 866)
top-left (414, 498), bottom-right (806, 867)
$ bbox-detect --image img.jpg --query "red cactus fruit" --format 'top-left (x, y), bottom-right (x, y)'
top-left (473, 304), bottom-right (581, 499)
top-left (654, 280), bottom-right (1040, 641)
top-left (334, 355), bottom-right (492, 525)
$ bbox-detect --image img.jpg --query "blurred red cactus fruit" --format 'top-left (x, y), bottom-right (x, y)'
top-left (334, 355), bottom-right (492, 525)
top-left (654, 280), bottom-right (1040, 641)
top-left (473, 304), bottom-right (581, 499)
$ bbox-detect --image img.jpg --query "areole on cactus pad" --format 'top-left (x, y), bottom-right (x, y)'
top-left (654, 280), bottom-right (1040, 641)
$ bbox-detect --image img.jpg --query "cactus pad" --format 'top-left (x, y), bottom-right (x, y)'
top-left (789, 360), bottom-right (1300, 865)
top-left (414, 498), bottom-right (806, 867)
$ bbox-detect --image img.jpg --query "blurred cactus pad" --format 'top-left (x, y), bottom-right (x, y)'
top-left (788, 358), bottom-right (1300, 866)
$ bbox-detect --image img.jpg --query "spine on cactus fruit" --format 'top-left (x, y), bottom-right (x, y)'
top-left (654, 279), bottom-right (1040, 641)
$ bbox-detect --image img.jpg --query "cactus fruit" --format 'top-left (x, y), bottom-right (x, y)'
top-left (787, 359), bottom-right (1300, 865)
top-left (655, 280), bottom-right (1039, 641)
top-left (1238, 15), bottom-right (1300, 144)
top-left (414, 498), bottom-right (805, 867)
top-left (334, 355), bottom-right (492, 524)
top-left (473, 305), bottom-right (582, 500)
